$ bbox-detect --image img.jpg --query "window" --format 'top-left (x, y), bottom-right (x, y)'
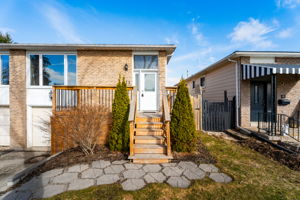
top-left (134, 55), bottom-right (158, 69)
top-left (192, 81), bottom-right (195, 89)
top-left (29, 54), bottom-right (76, 86)
top-left (144, 74), bottom-right (155, 92)
top-left (67, 55), bottom-right (77, 85)
top-left (200, 77), bottom-right (205, 87)
top-left (0, 55), bottom-right (9, 85)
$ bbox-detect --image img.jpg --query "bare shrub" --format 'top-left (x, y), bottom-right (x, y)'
top-left (51, 106), bottom-right (109, 155)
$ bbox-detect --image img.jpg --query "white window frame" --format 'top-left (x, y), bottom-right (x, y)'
top-left (0, 52), bottom-right (10, 87)
top-left (26, 51), bottom-right (77, 88)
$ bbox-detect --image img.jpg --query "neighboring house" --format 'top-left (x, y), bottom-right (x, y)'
top-left (0, 44), bottom-right (176, 155)
top-left (186, 51), bottom-right (300, 139)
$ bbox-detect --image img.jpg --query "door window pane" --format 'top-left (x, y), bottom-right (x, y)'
top-left (1, 55), bottom-right (9, 85)
top-left (144, 74), bottom-right (155, 92)
top-left (30, 55), bottom-right (39, 85)
top-left (42, 55), bottom-right (64, 85)
top-left (67, 55), bottom-right (76, 85)
top-left (134, 55), bottom-right (158, 69)
top-left (135, 73), bottom-right (140, 91)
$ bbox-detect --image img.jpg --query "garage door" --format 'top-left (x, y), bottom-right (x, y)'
top-left (32, 107), bottom-right (51, 147)
top-left (0, 107), bottom-right (10, 146)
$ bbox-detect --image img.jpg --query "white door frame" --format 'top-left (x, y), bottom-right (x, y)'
top-left (132, 52), bottom-right (160, 112)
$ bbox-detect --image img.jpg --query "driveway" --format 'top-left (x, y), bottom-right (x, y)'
top-left (0, 150), bottom-right (49, 193)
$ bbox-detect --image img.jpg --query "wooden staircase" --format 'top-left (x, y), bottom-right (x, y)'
top-left (128, 88), bottom-right (173, 163)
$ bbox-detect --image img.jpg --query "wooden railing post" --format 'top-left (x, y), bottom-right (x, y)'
top-left (52, 87), bottom-right (56, 113)
top-left (128, 87), bottom-right (137, 157)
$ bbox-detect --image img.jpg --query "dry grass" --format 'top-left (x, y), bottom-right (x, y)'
top-left (43, 132), bottom-right (300, 200)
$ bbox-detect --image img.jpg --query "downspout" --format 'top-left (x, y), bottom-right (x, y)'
top-left (228, 58), bottom-right (240, 128)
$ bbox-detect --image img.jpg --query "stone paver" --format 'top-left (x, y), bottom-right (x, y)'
top-left (68, 164), bottom-right (89, 173)
top-left (52, 172), bottom-right (78, 184)
top-left (121, 179), bottom-right (145, 191)
top-left (112, 160), bottom-right (128, 165)
top-left (2, 160), bottom-right (232, 198)
top-left (143, 164), bottom-right (161, 172)
top-left (144, 172), bottom-right (166, 183)
top-left (68, 179), bottom-right (94, 190)
top-left (167, 176), bottom-right (190, 188)
top-left (209, 173), bottom-right (232, 183)
top-left (178, 161), bottom-right (198, 171)
top-left (199, 164), bottom-right (219, 173)
top-left (92, 160), bottom-right (111, 169)
top-left (162, 166), bottom-right (184, 177)
top-left (104, 165), bottom-right (125, 174)
top-left (183, 168), bottom-right (205, 180)
top-left (96, 174), bottom-right (120, 185)
top-left (41, 168), bottom-right (64, 178)
top-left (124, 163), bottom-right (143, 169)
top-left (33, 184), bottom-right (67, 199)
top-left (123, 169), bottom-right (145, 179)
top-left (81, 168), bottom-right (103, 178)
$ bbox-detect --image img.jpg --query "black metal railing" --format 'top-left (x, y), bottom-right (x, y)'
top-left (258, 112), bottom-right (300, 142)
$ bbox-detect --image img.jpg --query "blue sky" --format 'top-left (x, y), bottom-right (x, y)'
top-left (1, 0), bottom-right (300, 85)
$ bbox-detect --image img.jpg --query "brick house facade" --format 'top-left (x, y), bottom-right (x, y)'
top-left (0, 44), bottom-right (175, 150)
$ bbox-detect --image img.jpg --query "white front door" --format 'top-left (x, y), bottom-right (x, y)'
top-left (136, 72), bottom-right (158, 111)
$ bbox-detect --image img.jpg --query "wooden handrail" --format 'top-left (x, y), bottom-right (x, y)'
top-left (163, 91), bottom-right (171, 122)
top-left (129, 87), bottom-right (137, 156)
top-left (128, 87), bottom-right (137, 122)
top-left (162, 87), bottom-right (171, 156)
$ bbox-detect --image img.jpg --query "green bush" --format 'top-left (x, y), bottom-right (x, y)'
top-left (170, 79), bottom-right (197, 152)
top-left (109, 76), bottom-right (130, 152)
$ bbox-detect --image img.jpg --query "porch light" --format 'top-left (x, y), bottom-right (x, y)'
top-left (124, 64), bottom-right (128, 71)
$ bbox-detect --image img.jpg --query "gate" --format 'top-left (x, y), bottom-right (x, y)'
top-left (202, 92), bottom-right (236, 131)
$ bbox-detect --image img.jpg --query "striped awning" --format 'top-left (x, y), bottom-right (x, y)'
top-left (242, 64), bottom-right (300, 80)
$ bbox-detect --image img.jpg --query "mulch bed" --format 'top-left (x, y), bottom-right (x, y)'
top-left (172, 140), bottom-right (216, 164)
top-left (238, 138), bottom-right (300, 171)
top-left (40, 145), bottom-right (125, 173)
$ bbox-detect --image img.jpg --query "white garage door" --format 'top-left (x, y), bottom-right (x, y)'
top-left (0, 107), bottom-right (10, 146)
top-left (32, 107), bottom-right (51, 147)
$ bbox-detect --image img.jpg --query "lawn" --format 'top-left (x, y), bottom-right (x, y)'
top-left (44, 133), bottom-right (300, 200)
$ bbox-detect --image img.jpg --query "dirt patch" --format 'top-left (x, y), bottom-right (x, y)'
top-left (172, 140), bottom-right (216, 164)
top-left (238, 139), bottom-right (300, 171)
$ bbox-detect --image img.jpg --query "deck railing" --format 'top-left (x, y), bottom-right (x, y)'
top-left (52, 86), bottom-right (133, 112)
top-left (165, 86), bottom-right (177, 111)
top-left (258, 112), bottom-right (300, 142)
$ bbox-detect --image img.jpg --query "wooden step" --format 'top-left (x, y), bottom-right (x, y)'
top-left (136, 122), bottom-right (163, 129)
top-left (129, 153), bottom-right (173, 164)
top-left (135, 135), bottom-right (164, 144)
top-left (135, 128), bottom-right (164, 136)
top-left (134, 144), bottom-right (166, 154)
top-left (136, 117), bottom-right (161, 123)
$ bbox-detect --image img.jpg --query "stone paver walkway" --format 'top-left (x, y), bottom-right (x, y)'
top-left (2, 160), bottom-right (232, 199)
